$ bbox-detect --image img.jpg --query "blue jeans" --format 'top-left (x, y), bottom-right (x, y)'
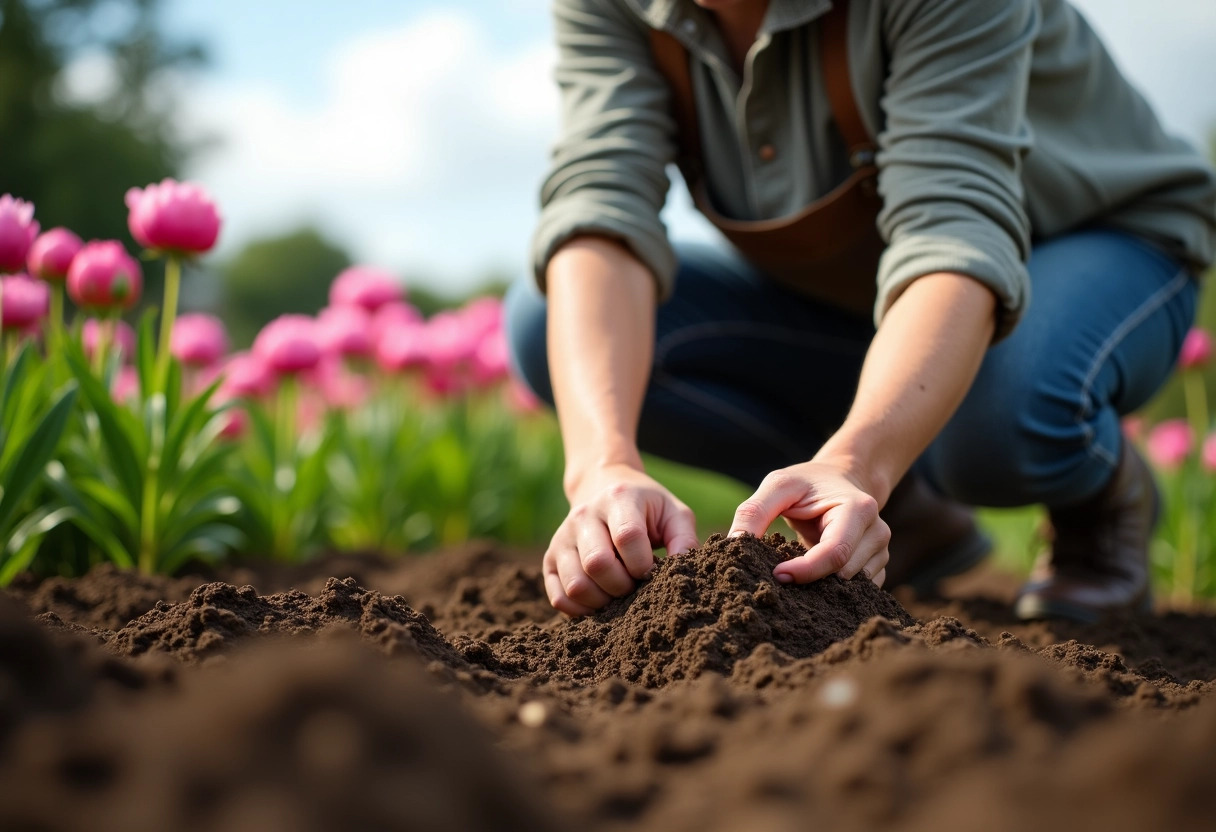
top-left (505, 229), bottom-right (1197, 508)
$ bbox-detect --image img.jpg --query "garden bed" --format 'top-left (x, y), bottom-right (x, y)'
top-left (2, 534), bottom-right (1214, 831)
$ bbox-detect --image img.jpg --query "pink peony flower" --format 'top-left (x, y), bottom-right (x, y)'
top-left (66, 241), bottom-right (142, 311)
top-left (316, 305), bottom-right (374, 359)
top-left (170, 313), bottom-right (229, 368)
top-left (423, 310), bottom-right (481, 374)
top-left (0, 195), bottom-right (39, 274)
top-left (125, 179), bottom-right (222, 255)
top-left (210, 388), bottom-right (249, 440)
top-left (329, 266), bottom-right (404, 312)
top-left (1178, 328), bottom-right (1213, 370)
top-left (27, 228), bottom-right (82, 283)
top-left (82, 319), bottom-right (137, 364)
top-left (253, 315), bottom-right (322, 375)
top-left (111, 365), bottom-right (140, 404)
top-left (218, 351), bottom-right (276, 399)
top-left (0, 274), bottom-right (49, 329)
top-left (1203, 432), bottom-right (1216, 474)
top-left (471, 328), bottom-right (510, 387)
top-left (1145, 419), bottom-right (1194, 471)
top-left (375, 322), bottom-right (428, 372)
top-left (460, 296), bottom-right (503, 340)
top-left (307, 354), bottom-right (369, 410)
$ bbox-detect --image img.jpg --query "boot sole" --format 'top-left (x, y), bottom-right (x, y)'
top-left (901, 530), bottom-right (993, 595)
top-left (1013, 591), bottom-right (1154, 624)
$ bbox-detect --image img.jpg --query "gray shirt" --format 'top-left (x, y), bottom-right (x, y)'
top-left (531, 0), bottom-right (1216, 335)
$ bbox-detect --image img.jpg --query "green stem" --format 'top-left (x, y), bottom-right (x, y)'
top-left (154, 257), bottom-right (182, 397)
top-left (272, 376), bottom-right (298, 560)
top-left (48, 284), bottom-right (64, 355)
top-left (1176, 371), bottom-right (1210, 603)
top-left (138, 394), bottom-right (166, 574)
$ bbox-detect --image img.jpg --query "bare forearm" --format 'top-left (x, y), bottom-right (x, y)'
top-left (816, 273), bottom-right (998, 506)
top-left (546, 236), bottom-right (657, 497)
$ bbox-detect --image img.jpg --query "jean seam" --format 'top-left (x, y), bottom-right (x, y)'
top-left (1075, 268), bottom-right (1190, 467)
top-left (651, 370), bottom-right (808, 462)
top-left (654, 320), bottom-right (868, 367)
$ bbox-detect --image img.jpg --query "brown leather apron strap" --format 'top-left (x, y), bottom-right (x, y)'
top-left (648, 0), bottom-right (874, 177)
top-left (648, 27), bottom-right (701, 180)
top-left (817, 0), bottom-right (877, 167)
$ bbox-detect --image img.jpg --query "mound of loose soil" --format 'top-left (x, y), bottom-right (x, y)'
top-left (0, 635), bottom-right (560, 832)
top-left (497, 533), bottom-right (913, 686)
top-left (2, 536), bottom-right (1216, 831)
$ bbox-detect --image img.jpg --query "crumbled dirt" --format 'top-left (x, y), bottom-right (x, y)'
top-left (2, 532), bottom-right (1215, 831)
top-left (494, 533), bottom-right (913, 685)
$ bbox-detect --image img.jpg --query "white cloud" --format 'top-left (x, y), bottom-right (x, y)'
top-left (177, 9), bottom-right (560, 294)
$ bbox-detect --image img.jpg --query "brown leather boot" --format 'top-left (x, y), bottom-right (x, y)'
top-left (882, 473), bottom-right (991, 594)
top-left (1014, 445), bottom-right (1157, 623)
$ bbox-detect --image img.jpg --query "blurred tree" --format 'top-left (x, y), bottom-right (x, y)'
top-left (0, 0), bottom-right (205, 311)
top-left (220, 227), bottom-right (353, 347)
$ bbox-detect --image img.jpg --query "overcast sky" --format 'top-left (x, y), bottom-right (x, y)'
top-left (132, 0), bottom-right (1216, 296)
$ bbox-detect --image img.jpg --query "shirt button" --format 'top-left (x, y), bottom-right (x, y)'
top-left (758, 144), bottom-right (777, 162)
top-left (680, 19), bottom-right (697, 36)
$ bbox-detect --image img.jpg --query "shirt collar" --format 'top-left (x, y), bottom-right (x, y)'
top-left (624, 0), bottom-right (831, 36)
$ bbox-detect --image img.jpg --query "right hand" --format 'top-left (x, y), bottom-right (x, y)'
top-left (543, 464), bottom-right (700, 617)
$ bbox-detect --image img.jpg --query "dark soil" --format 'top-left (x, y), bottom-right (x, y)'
top-left (3, 532), bottom-right (1215, 831)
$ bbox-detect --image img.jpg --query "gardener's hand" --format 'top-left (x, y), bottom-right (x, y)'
top-left (544, 464), bottom-right (700, 617)
top-left (728, 461), bottom-right (890, 587)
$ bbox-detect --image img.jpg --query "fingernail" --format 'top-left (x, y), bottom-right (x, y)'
top-left (728, 530), bottom-right (744, 538)
top-left (775, 573), bottom-right (793, 584)
top-left (671, 547), bottom-right (689, 557)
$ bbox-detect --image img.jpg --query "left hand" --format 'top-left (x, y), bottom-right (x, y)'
top-left (728, 461), bottom-right (890, 587)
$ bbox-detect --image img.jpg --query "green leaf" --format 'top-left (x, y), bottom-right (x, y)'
top-left (0, 384), bottom-right (78, 540)
top-left (160, 378), bottom-right (222, 486)
top-left (43, 465), bottom-right (136, 568)
top-left (64, 344), bottom-right (144, 504)
top-left (0, 505), bottom-right (77, 585)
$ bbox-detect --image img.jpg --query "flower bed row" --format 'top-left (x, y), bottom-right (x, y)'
top-left (0, 186), bottom-right (566, 581)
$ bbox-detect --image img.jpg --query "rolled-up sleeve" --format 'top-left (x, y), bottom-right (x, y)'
top-left (531, 0), bottom-right (678, 297)
top-left (876, 0), bottom-right (1038, 340)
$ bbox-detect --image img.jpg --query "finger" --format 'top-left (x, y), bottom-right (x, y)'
top-left (774, 499), bottom-right (875, 584)
top-left (576, 520), bottom-right (635, 597)
top-left (555, 544), bottom-right (613, 609)
top-left (872, 568), bottom-right (887, 588)
top-left (837, 518), bottom-right (891, 580)
top-left (543, 555), bottom-right (594, 617)
top-left (605, 501), bottom-right (655, 580)
top-left (659, 499), bottom-right (699, 557)
top-left (729, 473), bottom-right (804, 539)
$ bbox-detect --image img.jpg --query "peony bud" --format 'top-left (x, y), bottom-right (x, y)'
top-left (125, 179), bottom-right (222, 255)
top-left (0, 195), bottom-right (39, 274)
top-left (111, 365), bottom-right (140, 404)
top-left (374, 321), bottom-right (428, 372)
top-left (329, 266), bottom-right (404, 313)
top-left (1203, 432), bottom-right (1216, 474)
top-left (82, 318), bottom-right (137, 364)
top-left (27, 228), bottom-right (83, 283)
top-left (253, 315), bottom-right (321, 375)
top-left (471, 328), bottom-right (510, 387)
top-left (219, 351), bottom-right (276, 399)
top-left (316, 305), bottom-right (374, 359)
top-left (0, 274), bottom-right (49, 329)
top-left (1145, 419), bottom-right (1194, 471)
top-left (1178, 328), bottom-right (1213, 371)
top-left (66, 241), bottom-right (142, 311)
top-left (171, 313), bottom-right (229, 368)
